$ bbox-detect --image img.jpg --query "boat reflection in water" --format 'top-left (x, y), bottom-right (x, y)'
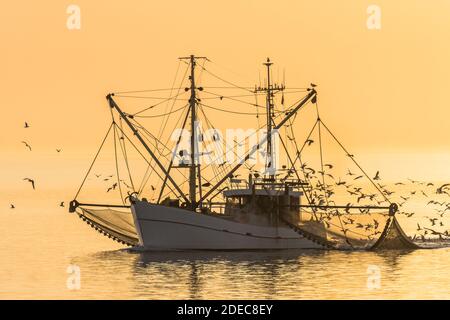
top-left (67, 246), bottom-right (450, 299)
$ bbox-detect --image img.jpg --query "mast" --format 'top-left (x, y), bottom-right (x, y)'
top-left (179, 55), bottom-right (207, 210)
top-left (264, 58), bottom-right (274, 179)
top-left (255, 58), bottom-right (284, 180)
top-left (189, 55), bottom-right (197, 209)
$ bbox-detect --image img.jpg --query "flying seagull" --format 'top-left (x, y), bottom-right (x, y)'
top-left (373, 171), bottom-right (380, 180)
top-left (10, 204), bottom-right (15, 209)
top-left (21, 141), bottom-right (32, 151)
top-left (23, 178), bottom-right (35, 190)
top-left (24, 122), bottom-right (30, 128)
top-left (60, 201), bottom-right (65, 207)
top-left (437, 183), bottom-right (450, 195)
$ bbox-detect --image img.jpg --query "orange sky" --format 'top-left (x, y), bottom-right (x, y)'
top-left (1, 0), bottom-right (450, 195)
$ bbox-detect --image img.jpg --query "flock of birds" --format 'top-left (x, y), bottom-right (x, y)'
top-left (11, 120), bottom-right (450, 244)
top-left (290, 155), bottom-right (450, 242)
top-left (9, 122), bottom-right (63, 210)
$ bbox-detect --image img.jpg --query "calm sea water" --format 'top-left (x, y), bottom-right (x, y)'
top-left (1, 190), bottom-right (450, 300)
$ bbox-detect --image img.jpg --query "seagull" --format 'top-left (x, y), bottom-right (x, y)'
top-left (21, 141), bottom-right (32, 151)
top-left (373, 171), bottom-right (380, 180)
top-left (373, 219), bottom-right (379, 229)
top-left (23, 178), bottom-right (35, 190)
top-left (357, 194), bottom-right (366, 203)
top-left (120, 180), bottom-right (132, 188)
top-left (345, 203), bottom-right (351, 213)
top-left (107, 183), bottom-right (118, 192)
top-left (424, 216), bottom-right (438, 226)
top-left (60, 201), bottom-right (64, 207)
top-left (305, 139), bottom-right (314, 146)
top-left (437, 183), bottom-right (450, 195)
top-left (310, 83), bottom-right (317, 88)
top-left (10, 204), bottom-right (15, 209)
top-left (56, 149), bottom-right (62, 153)
top-left (151, 185), bottom-right (156, 191)
top-left (24, 122), bottom-right (30, 128)
top-left (324, 164), bottom-right (333, 169)
top-left (344, 218), bottom-right (355, 225)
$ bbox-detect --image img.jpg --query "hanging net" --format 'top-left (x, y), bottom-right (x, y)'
top-left (76, 207), bottom-right (139, 246)
top-left (281, 209), bottom-right (419, 250)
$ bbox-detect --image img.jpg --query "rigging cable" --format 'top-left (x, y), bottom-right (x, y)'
top-left (199, 102), bottom-right (266, 116)
top-left (112, 123), bottom-right (126, 205)
top-left (132, 104), bottom-right (188, 118)
top-left (319, 119), bottom-right (391, 204)
top-left (118, 117), bottom-right (136, 191)
top-left (198, 64), bottom-right (254, 93)
top-left (114, 123), bottom-right (179, 197)
top-left (113, 87), bottom-right (185, 94)
top-left (130, 91), bottom-right (187, 116)
top-left (73, 122), bottom-right (114, 200)
top-left (314, 99), bottom-right (351, 246)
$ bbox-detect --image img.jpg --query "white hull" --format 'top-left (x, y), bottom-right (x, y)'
top-left (131, 200), bottom-right (323, 250)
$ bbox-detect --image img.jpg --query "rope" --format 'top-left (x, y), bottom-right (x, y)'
top-left (112, 123), bottom-right (125, 205)
top-left (319, 119), bottom-right (391, 203)
top-left (198, 64), bottom-right (254, 93)
top-left (114, 123), bottom-right (179, 197)
top-left (157, 106), bottom-right (191, 203)
top-left (199, 102), bottom-right (266, 116)
top-left (131, 91), bottom-right (187, 116)
top-left (317, 115), bottom-right (350, 246)
top-left (118, 118), bottom-right (136, 191)
top-left (112, 87), bottom-right (185, 94)
top-left (73, 122), bottom-right (114, 200)
top-left (113, 94), bottom-right (186, 100)
top-left (132, 104), bottom-right (188, 118)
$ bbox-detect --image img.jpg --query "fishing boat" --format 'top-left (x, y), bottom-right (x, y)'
top-left (69, 55), bottom-right (418, 251)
